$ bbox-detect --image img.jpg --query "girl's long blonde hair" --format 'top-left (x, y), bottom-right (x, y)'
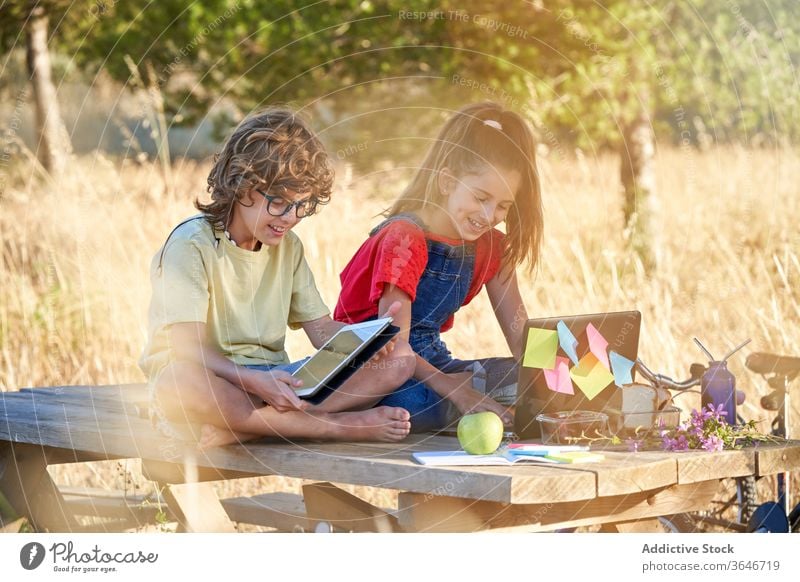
top-left (387, 102), bottom-right (543, 273)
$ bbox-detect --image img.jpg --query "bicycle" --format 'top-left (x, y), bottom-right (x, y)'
top-left (633, 351), bottom-right (800, 533)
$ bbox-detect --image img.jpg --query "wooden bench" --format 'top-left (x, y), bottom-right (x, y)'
top-left (2, 385), bottom-right (800, 533)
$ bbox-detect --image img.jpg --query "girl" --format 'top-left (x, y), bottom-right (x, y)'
top-left (335, 102), bottom-right (543, 432)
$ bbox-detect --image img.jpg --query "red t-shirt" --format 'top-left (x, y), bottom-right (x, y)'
top-left (334, 218), bottom-right (506, 332)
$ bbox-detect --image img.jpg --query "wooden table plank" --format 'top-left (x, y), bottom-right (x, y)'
top-left (673, 448), bottom-right (755, 484)
top-left (755, 440), bottom-right (800, 476)
top-left (517, 450), bottom-right (677, 500)
top-left (0, 392), bottom-right (185, 462)
top-left (18, 384), bottom-right (147, 403)
top-left (199, 442), bottom-right (598, 504)
top-left (398, 480), bottom-right (720, 532)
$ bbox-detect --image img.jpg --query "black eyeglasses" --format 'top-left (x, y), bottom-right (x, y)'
top-left (255, 189), bottom-right (319, 218)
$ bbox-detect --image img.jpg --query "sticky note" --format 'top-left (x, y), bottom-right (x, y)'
top-left (609, 351), bottom-right (635, 387)
top-left (586, 323), bottom-right (610, 370)
top-left (556, 321), bottom-right (580, 365)
top-left (522, 327), bottom-right (558, 369)
top-left (545, 451), bottom-right (605, 463)
top-left (544, 356), bottom-right (574, 395)
top-left (570, 353), bottom-right (614, 400)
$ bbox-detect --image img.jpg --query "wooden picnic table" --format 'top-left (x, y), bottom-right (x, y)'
top-left (1, 385), bottom-right (799, 533)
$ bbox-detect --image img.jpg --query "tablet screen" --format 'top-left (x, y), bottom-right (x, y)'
top-left (292, 319), bottom-right (390, 395)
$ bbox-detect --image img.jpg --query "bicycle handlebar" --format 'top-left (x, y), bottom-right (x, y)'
top-left (635, 359), bottom-right (703, 391)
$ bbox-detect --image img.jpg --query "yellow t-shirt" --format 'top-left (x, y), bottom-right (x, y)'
top-left (139, 216), bottom-right (329, 380)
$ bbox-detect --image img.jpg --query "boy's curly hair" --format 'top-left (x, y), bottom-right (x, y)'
top-left (197, 108), bottom-right (334, 229)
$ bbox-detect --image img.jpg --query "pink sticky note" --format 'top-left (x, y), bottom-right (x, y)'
top-left (586, 323), bottom-right (610, 370)
top-left (543, 356), bottom-right (574, 395)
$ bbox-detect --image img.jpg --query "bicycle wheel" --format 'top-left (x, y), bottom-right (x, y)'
top-left (676, 477), bottom-right (758, 532)
top-left (658, 513), bottom-right (701, 533)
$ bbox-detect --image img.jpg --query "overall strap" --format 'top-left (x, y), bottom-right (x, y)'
top-left (368, 212), bottom-right (427, 237)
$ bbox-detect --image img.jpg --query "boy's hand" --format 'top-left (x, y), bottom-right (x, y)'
top-left (441, 372), bottom-right (513, 425)
top-left (245, 369), bottom-right (309, 413)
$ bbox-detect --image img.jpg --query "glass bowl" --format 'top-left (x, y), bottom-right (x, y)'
top-left (612, 406), bottom-right (682, 438)
top-left (535, 410), bottom-right (609, 444)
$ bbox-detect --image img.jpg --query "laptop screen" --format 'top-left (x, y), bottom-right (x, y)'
top-left (514, 311), bottom-right (641, 439)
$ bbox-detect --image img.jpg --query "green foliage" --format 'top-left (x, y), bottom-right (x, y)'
top-left (68, 0), bottom-right (449, 125)
top-left (2, 1), bottom-right (797, 147)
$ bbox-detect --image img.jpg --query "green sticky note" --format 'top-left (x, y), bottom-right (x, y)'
top-left (545, 451), bottom-right (605, 463)
top-left (570, 353), bottom-right (615, 400)
top-left (522, 327), bottom-right (558, 369)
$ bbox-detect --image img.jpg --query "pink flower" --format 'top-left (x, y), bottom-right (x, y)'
top-left (701, 434), bottom-right (724, 452)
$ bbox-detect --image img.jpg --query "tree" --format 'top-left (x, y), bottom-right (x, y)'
top-left (0, 1), bottom-right (82, 175)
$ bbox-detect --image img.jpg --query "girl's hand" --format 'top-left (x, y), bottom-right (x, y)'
top-left (244, 369), bottom-right (310, 413)
top-left (366, 300), bottom-right (403, 363)
top-left (440, 372), bottom-right (513, 425)
top-left (380, 300), bottom-right (403, 321)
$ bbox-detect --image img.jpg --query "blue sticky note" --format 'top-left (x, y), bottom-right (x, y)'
top-left (556, 321), bottom-right (580, 365)
top-left (609, 351), bottom-right (635, 387)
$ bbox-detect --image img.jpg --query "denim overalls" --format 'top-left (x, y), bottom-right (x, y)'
top-left (373, 214), bottom-right (518, 432)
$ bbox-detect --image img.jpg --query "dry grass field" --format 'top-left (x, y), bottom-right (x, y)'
top-left (1, 144), bottom-right (798, 528)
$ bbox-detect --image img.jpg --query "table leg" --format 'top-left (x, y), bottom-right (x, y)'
top-left (302, 482), bottom-right (400, 533)
top-left (161, 482), bottom-right (236, 533)
top-left (398, 481), bottom-right (720, 532)
top-left (0, 443), bottom-right (80, 532)
top-left (397, 493), bottom-right (511, 532)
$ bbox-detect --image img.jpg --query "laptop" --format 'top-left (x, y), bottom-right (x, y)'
top-left (513, 310), bottom-right (642, 439)
top-left (292, 317), bottom-right (399, 399)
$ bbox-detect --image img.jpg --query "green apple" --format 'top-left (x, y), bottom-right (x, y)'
top-left (457, 411), bottom-right (504, 455)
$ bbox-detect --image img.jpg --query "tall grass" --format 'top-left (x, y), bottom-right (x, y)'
top-left (1, 144), bottom-right (798, 522)
top-left (2, 145), bottom-right (798, 416)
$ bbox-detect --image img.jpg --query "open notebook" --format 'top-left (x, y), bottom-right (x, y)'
top-left (412, 445), bottom-right (604, 466)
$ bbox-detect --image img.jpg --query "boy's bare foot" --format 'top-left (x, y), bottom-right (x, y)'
top-left (327, 406), bottom-right (411, 442)
top-left (198, 406), bottom-right (411, 448)
top-left (199, 424), bottom-right (259, 449)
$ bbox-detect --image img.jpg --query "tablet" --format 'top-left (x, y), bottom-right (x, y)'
top-left (292, 317), bottom-right (397, 398)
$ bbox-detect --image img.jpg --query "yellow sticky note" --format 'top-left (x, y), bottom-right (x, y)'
top-left (522, 327), bottom-right (558, 369)
top-left (570, 353), bottom-right (614, 400)
top-left (546, 451), bottom-right (605, 463)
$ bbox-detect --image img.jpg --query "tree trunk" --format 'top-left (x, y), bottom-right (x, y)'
top-left (620, 108), bottom-right (659, 272)
top-left (26, 3), bottom-right (72, 175)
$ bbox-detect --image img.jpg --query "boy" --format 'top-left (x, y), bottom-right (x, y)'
top-left (139, 108), bottom-right (414, 448)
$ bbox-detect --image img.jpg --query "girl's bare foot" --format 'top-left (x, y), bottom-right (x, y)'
top-left (327, 406), bottom-right (411, 442)
top-left (199, 424), bottom-right (259, 449)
